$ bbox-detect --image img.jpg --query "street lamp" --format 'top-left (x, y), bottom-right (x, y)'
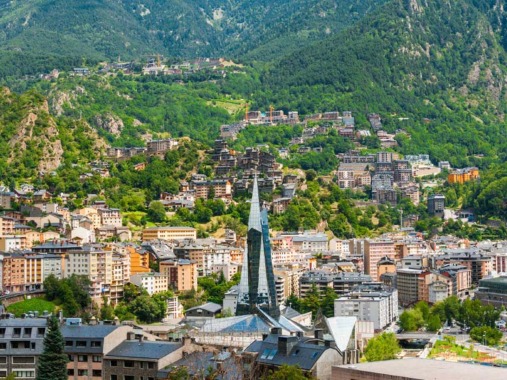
top-left (483, 333), bottom-right (486, 346)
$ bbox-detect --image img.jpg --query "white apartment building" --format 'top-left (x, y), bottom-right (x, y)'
top-left (41, 254), bottom-right (64, 280)
top-left (98, 208), bottom-right (122, 227)
top-left (210, 262), bottom-right (239, 281)
top-left (130, 273), bottom-right (169, 295)
top-left (292, 233), bottom-right (328, 252)
top-left (334, 284), bottom-right (398, 331)
top-left (0, 236), bottom-right (25, 252)
top-left (202, 249), bottom-right (231, 276)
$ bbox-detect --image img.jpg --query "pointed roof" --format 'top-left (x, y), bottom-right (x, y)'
top-left (326, 316), bottom-right (357, 352)
top-left (247, 176), bottom-right (262, 232)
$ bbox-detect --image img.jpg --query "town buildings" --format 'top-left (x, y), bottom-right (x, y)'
top-left (334, 283), bottom-right (398, 331)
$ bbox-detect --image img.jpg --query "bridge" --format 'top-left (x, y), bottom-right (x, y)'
top-left (0, 290), bottom-right (46, 307)
top-left (396, 332), bottom-right (438, 340)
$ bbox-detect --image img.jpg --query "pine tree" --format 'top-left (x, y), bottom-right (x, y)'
top-left (36, 316), bottom-right (68, 380)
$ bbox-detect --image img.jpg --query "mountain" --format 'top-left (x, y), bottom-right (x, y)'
top-left (0, 0), bottom-right (385, 64)
top-left (260, 0), bottom-right (507, 167)
top-left (0, 87), bottom-right (105, 179)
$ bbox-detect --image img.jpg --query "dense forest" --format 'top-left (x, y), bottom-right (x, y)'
top-left (0, 0), bottom-right (386, 61)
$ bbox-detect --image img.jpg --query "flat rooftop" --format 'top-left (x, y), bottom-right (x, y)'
top-left (333, 358), bottom-right (507, 380)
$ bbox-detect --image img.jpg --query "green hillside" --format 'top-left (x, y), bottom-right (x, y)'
top-left (260, 0), bottom-right (507, 167)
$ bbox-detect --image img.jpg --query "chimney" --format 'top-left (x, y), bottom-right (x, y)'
top-left (271, 327), bottom-right (282, 335)
top-left (314, 329), bottom-right (324, 340)
top-left (324, 339), bottom-right (333, 348)
top-left (127, 332), bottom-right (135, 341)
top-left (278, 336), bottom-right (298, 356)
top-left (138, 335), bottom-right (143, 344)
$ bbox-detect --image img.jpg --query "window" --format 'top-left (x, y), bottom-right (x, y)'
top-left (110, 360), bottom-right (118, 367)
top-left (0, 357), bottom-right (5, 364)
top-left (78, 355), bottom-right (88, 362)
top-left (13, 328), bottom-right (21, 337)
top-left (23, 328), bottom-right (32, 337)
top-left (92, 370), bottom-right (102, 377)
top-left (78, 369), bottom-right (89, 376)
top-left (0, 328), bottom-right (5, 337)
top-left (12, 356), bottom-right (35, 364)
top-left (76, 341), bottom-right (87, 347)
top-left (13, 370), bottom-right (35, 378)
top-left (11, 341), bottom-right (30, 349)
top-left (37, 328), bottom-right (45, 337)
top-left (110, 376), bottom-right (117, 380)
top-left (67, 369), bottom-right (75, 376)
top-left (0, 343), bottom-right (5, 350)
top-left (124, 360), bottom-right (135, 368)
top-left (0, 371), bottom-right (6, 377)
top-left (125, 376), bottom-right (135, 380)
top-left (65, 340), bottom-right (73, 347)
top-left (91, 341), bottom-right (102, 347)
top-left (92, 355), bottom-right (102, 362)
top-left (68, 355), bottom-right (75, 361)
top-left (148, 362), bottom-right (154, 369)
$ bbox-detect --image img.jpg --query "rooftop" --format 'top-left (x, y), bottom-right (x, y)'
top-left (333, 358), bottom-right (507, 379)
top-left (106, 340), bottom-right (182, 360)
top-left (61, 324), bottom-right (121, 338)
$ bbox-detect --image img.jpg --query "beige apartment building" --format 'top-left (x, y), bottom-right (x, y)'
top-left (142, 226), bottom-right (197, 242)
top-left (159, 259), bottom-right (198, 292)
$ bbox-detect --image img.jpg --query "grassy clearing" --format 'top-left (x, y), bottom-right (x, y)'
top-left (429, 336), bottom-right (493, 361)
top-left (7, 297), bottom-right (57, 317)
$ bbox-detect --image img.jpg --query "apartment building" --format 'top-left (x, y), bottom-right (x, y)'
top-left (292, 233), bottom-right (328, 253)
top-left (299, 271), bottom-right (334, 297)
top-left (97, 209), bottom-right (122, 227)
top-left (190, 179), bottom-right (232, 199)
top-left (63, 320), bottom-right (133, 380)
top-left (334, 283), bottom-right (398, 331)
top-left (159, 259), bottom-right (198, 292)
top-left (364, 240), bottom-right (395, 281)
top-left (2, 254), bottom-right (28, 293)
top-left (130, 273), bottom-right (169, 295)
top-left (396, 268), bottom-right (422, 307)
top-left (0, 318), bottom-right (47, 379)
top-left (447, 167), bottom-right (480, 184)
top-left (66, 245), bottom-right (113, 302)
top-left (142, 226), bottom-right (197, 242)
top-left (333, 273), bottom-right (372, 297)
top-left (103, 339), bottom-right (192, 380)
top-left (0, 236), bottom-right (25, 252)
top-left (0, 216), bottom-right (15, 236)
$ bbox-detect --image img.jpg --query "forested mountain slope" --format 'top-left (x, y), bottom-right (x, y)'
top-left (260, 0), bottom-right (507, 167)
top-left (0, 0), bottom-right (385, 63)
